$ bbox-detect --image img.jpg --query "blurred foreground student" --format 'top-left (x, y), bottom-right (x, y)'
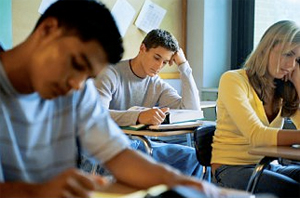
top-left (94, 29), bottom-right (202, 177)
top-left (211, 20), bottom-right (300, 198)
top-left (0, 0), bottom-right (222, 197)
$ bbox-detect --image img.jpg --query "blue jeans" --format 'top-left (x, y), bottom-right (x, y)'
top-left (212, 164), bottom-right (300, 198)
top-left (81, 140), bottom-right (203, 178)
top-left (134, 140), bottom-right (203, 178)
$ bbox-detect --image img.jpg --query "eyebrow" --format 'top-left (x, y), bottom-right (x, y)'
top-left (289, 50), bottom-right (296, 55)
top-left (154, 53), bottom-right (171, 62)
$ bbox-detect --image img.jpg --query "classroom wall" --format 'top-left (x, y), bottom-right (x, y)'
top-left (0, 0), bottom-right (12, 49)
top-left (10, 0), bottom-right (184, 77)
top-left (202, 0), bottom-right (231, 88)
top-left (12, 0), bottom-right (41, 46)
top-left (187, 0), bottom-right (231, 90)
top-left (100, 0), bottom-right (183, 64)
top-left (6, 0), bottom-right (232, 94)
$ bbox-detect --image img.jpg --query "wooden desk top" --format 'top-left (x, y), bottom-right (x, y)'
top-left (200, 101), bottom-right (216, 109)
top-left (249, 145), bottom-right (300, 161)
top-left (91, 182), bottom-right (251, 198)
top-left (123, 129), bottom-right (194, 137)
top-left (123, 121), bottom-right (216, 137)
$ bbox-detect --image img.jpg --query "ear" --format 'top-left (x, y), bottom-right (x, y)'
top-left (35, 17), bottom-right (60, 38)
top-left (140, 43), bottom-right (147, 52)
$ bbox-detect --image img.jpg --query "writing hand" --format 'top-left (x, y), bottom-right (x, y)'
top-left (39, 168), bottom-right (108, 198)
top-left (138, 107), bottom-right (169, 125)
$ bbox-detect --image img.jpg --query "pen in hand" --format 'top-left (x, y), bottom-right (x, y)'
top-left (138, 107), bottom-right (169, 125)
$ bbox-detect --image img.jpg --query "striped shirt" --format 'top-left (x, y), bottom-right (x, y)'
top-left (0, 61), bottom-right (130, 182)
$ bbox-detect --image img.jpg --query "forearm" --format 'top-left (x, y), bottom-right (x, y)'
top-left (109, 110), bottom-right (140, 126)
top-left (179, 62), bottom-right (201, 110)
top-left (105, 149), bottom-right (182, 189)
top-left (0, 182), bottom-right (42, 198)
top-left (277, 129), bottom-right (300, 146)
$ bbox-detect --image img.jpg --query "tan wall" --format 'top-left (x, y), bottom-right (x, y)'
top-left (11, 0), bottom-right (185, 77)
top-left (12, 0), bottom-right (41, 46)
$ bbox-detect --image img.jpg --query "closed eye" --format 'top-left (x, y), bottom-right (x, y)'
top-left (71, 57), bottom-right (85, 71)
top-left (283, 50), bottom-right (295, 57)
top-left (154, 56), bottom-right (160, 61)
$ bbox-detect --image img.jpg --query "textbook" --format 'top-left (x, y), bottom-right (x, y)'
top-left (162, 109), bottom-right (204, 124)
top-left (122, 107), bottom-right (204, 131)
top-left (121, 124), bottom-right (147, 131)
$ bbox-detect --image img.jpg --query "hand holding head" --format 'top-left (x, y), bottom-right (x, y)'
top-left (169, 48), bottom-right (187, 66)
top-left (244, 20), bottom-right (300, 117)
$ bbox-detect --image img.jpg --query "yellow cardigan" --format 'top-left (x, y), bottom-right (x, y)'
top-left (211, 69), bottom-right (300, 165)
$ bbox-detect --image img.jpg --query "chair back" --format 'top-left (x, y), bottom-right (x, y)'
top-left (194, 124), bottom-right (216, 167)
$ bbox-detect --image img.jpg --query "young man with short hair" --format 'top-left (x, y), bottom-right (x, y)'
top-left (94, 29), bottom-right (202, 177)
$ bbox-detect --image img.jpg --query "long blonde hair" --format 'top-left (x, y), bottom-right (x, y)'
top-left (244, 20), bottom-right (300, 117)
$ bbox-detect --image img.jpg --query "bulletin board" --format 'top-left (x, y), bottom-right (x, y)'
top-left (12, 0), bottom-right (187, 79)
top-left (100, 0), bottom-right (187, 79)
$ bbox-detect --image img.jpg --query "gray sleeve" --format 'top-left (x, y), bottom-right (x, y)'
top-left (94, 68), bottom-right (141, 126)
top-left (178, 61), bottom-right (201, 110)
top-left (78, 80), bottom-right (130, 164)
top-left (93, 67), bottom-right (116, 109)
top-left (109, 109), bottom-right (141, 126)
top-left (157, 61), bottom-right (201, 110)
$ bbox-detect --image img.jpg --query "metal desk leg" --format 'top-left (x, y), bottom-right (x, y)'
top-left (246, 157), bottom-right (275, 194)
top-left (129, 135), bottom-right (153, 156)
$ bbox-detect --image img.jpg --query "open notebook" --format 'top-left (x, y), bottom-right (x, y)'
top-left (122, 106), bottom-right (204, 131)
top-left (90, 183), bottom-right (251, 198)
top-left (148, 120), bottom-right (204, 131)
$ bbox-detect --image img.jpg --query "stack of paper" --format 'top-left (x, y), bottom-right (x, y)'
top-left (90, 184), bottom-right (168, 198)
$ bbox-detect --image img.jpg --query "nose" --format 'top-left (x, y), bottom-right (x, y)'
top-left (155, 60), bottom-right (164, 70)
top-left (68, 76), bottom-right (85, 90)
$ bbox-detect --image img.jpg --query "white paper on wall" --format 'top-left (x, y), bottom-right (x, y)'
top-left (38, 0), bottom-right (58, 14)
top-left (134, 0), bottom-right (167, 33)
top-left (111, 0), bottom-right (136, 37)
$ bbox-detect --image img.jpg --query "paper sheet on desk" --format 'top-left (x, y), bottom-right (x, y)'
top-left (90, 184), bottom-right (252, 198)
top-left (148, 121), bottom-right (204, 131)
top-left (90, 184), bottom-right (167, 198)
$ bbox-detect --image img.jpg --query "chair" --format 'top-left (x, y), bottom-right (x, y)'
top-left (246, 118), bottom-right (295, 194)
top-left (193, 123), bottom-right (216, 182)
top-left (246, 156), bottom-right (276, 194)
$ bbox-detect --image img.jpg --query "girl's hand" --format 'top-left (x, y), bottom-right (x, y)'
top-left (287, 60), bottom-right (300, 85)
top-left (285, 60), bottom-right (300, 99)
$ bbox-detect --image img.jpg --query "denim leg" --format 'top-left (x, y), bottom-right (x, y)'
top-left (138, 140), bottom-right (203, 177)
top-left (270, 163), bottom-right (300, 182)
top-left (130, 139), bottom-right (141, 150)
top-left (213, 164), bottom-right (300, 198)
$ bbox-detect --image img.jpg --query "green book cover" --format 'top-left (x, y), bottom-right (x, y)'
top-left (121, 124), bottom-right (147, 131)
